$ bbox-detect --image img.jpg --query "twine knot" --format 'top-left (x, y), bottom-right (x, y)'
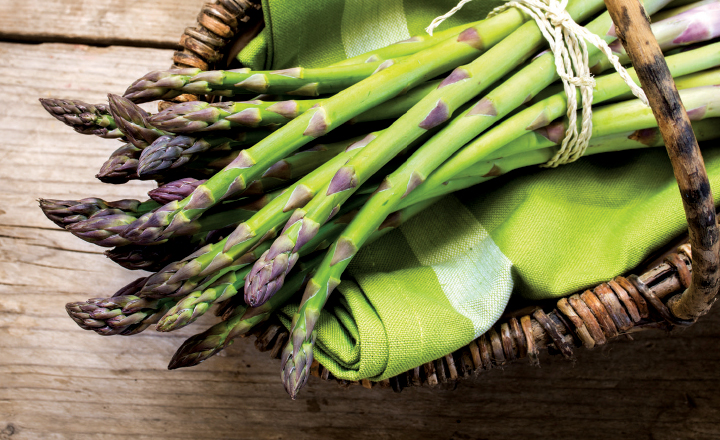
top-left (563, 73), bottom-right (595, 88)
top-left (548, 9), bottom-right (572, 27)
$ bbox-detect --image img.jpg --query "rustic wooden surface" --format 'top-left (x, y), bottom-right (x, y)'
top-left (0, 0), bottom-right (207, 47)
top-left (1, 1), bottom-right (720, 439)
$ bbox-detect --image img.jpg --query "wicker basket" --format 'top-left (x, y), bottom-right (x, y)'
top-left (166, 0), bottom-right (720, 391)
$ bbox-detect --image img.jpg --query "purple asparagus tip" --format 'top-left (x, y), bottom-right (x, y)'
top-left (148, 178), bottom-right (206, 204)
top-left (107, 94), bottom-right (163, 148)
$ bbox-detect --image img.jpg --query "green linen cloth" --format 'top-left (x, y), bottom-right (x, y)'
top-left (238, 0), bottom-right (720, 381)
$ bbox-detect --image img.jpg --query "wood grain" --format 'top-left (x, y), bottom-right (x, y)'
top-left (0, 8), bottom-right (719, 440)
top-left (0, 0), bottom-right (207, 48)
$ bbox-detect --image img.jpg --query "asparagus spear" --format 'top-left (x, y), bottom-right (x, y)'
top-left (139, 236), bottom-right (275, 299)
top-left (121, 231), bottom-right (238, 273)
top-left (69, 112), bottom-right (720, 338)
top-left (39, 98), bottom-right (123, 139)
top-left (39, 198), bottom-right (157, 228)
top-left (65, 209), bottom-right (144, 247)
top-left (119, 8), bottom-right (531, 244)
top-left (138, 132), bottom-right (357, 194)
top-left (280, 198), bottom-right (440, 396)
top-left (134, 107), bottom-right (419, 182)
top-left (62, 190), bottom-right (279, 248)
top-left (124, 57), bottom-right (410, 103)
top-left (135, 131), bottom-right (270, 179)
top-left (331, 22), bottom-right (475, 67)
top-left (70, 109), bottom-right (720, 338)
top-left (40, 198), bottom-right (158, 247)
top-left (244, 194), bottom-right (367, 306)
top-left (149, 99), bottom-right (318, 133)
top-left (310, 42), bottom-right (720, 284)
top-left (66, 295), bottom-right (173, 336)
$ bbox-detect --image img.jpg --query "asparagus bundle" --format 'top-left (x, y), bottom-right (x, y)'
top-left (38, 0), bottom-right (720, 400)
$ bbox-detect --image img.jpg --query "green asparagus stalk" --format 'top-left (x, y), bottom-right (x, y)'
top-left (166, 258), bottom-right (316, 369)
top-left (149, 125), bottom-right (430, 301)
top-left (134, 94), bottom-right (433, 181)
top-left (148, 79), bottom-right (443, 135)
top-left (279, 85), bottom-right (719, 397)
top-left (39, 98), bottom-right (123, 139)
top-left (325, 51), bottom-right (720, 285)
top-left (330, 22), bottom-right (476, 67)
top-left (124, 57), bottom-right (414, 103)
top-left (157, 267), bottom-right (251, 332)
top-left (64, 210), bottom-right (149, 247)
top-left (139, 134), bottom-right (361, 198)
top-left (42, 198), bottom-right (159, 247)
top-left (421, 117), bottom-right (720, 202)
top-left (140, 236), bottom-right (275, 299)
top-left (120, 8), bottom-right (531, 244)
top-left (106, 226), bottom-right (236, 272)
top-left (244, 194), bottom-right (367, 306)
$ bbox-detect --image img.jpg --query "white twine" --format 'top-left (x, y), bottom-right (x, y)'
top-left (427, 0), bottom-right (649, 167)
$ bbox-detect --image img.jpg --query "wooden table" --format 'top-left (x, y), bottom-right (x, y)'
top-left (1, 1), bottom-right (719, 438)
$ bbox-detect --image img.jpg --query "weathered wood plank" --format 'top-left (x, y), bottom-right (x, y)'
top-left (0, 0), bottom-right (206, 48)
top-left (0, 41), bottom-right (720, 440)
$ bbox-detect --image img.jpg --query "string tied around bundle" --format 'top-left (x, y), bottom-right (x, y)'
top-left (426, 0), bottom-right (649, 167)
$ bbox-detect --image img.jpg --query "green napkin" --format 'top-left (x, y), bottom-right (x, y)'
top-left (238, 0), bottom-right (720, 380)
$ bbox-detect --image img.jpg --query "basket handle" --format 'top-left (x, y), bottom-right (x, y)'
top-left (604, 0), bottom-right (720, 320)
